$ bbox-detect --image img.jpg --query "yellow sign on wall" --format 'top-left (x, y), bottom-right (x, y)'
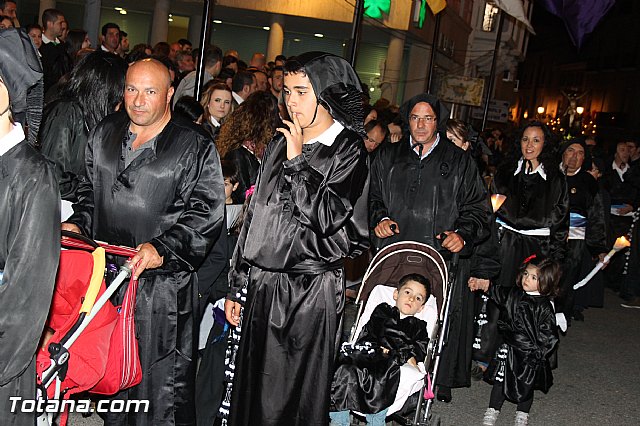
top-left (439, 75), bottom-right (485, 107)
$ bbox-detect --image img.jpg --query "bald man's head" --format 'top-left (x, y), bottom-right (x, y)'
top-left (124, 59), bottom-right (174, 128)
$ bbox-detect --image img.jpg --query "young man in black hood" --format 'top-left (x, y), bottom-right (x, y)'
top-left (0, 28), bottom-right (60, 426)
top-left (224, 52), bottom-right (369, 426)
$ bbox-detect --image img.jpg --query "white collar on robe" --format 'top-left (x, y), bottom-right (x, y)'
top-left (409, 133), bottom-right (440, 160)
top-left (612, 160), bottom-right (628, 181)
top-left (232, 91), bottom-right (244, 105)
top-left (210, 116), bottom-right (220, 127)
top-left (0, 123), bottom-right (25, 156)
top-left (305, 120), bottom-right (344, 147)
top-left (515, 158), bottom-right (547, 180)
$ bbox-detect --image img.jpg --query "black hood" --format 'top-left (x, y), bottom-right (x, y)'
top-left (0, 28), bottom-right (44, 145)
top-left (559, 137), bottom-right (592, 172)
top-left (289, 51), bottom-right (365, 137)
top-left (399, 93), bottom-right (449, 133)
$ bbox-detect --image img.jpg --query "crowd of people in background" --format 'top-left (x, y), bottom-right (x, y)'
top-left (0, 2), bottom-right (639, 425)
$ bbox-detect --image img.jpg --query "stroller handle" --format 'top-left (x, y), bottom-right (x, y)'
top-left (61, 231), bottom-right (138, 258)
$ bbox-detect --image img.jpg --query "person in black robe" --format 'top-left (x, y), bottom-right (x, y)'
top-left (556, 139), bottom-right (608, 321)
top-left (482, 255), bottom-right (560, 426)
top-left (63, 59), bottom-right (224, 426)
top-left (330, 274), bottom-right (431, 425)
top-left (224, 52), bottom-right (369, 426)
top-left (491, 122), bottom-right (569, 289)
top-left (369, 93), bottom-right (492, 401)
top-left (39, 51), bottom-right (127, 203)
top-left (601, 141), bottom-right (640, 302)
top-left (0, 28), bottom-right (60, 426)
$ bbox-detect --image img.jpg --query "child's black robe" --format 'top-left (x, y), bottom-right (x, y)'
top-left (330, 303), bottom-right (429, 414)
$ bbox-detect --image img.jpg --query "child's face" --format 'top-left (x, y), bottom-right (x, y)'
top-left (522, 265), bottom-right (540, 292)
top-left (223, 178), bottom-right (238, 202)
top-left (393, 280), bottom-right (427, 316)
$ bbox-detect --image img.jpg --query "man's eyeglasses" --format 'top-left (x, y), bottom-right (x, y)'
top-left (409, 115), bottom-right (436, 123)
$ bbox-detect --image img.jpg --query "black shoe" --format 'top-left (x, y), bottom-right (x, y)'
top-left (436, 386), bottom-right (452, 403)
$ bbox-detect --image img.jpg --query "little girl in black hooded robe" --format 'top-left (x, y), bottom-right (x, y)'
top-left (482, 254), bottom-right (560, 426)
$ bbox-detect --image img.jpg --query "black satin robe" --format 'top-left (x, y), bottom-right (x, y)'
top-left (228, 129), bottom-right (369, 426)
top-left (331, 304), bottom-right (429, 414)
top-left (67, 112), bottom-right (224, 426)
top-left (223, 146), bottom-right (259, 204)
top-left (492, 163), bottom-right (569, 288)
top-left (39, 99), bottom-right (89, 202)
top-left (369, 136), bottom-right (492, 389)
top-left (485, 286), bottom-right (559, 402)
top-left (0, 140), bottom-right (60, 426)
top-left (557, 171), bottom-right (608, 314)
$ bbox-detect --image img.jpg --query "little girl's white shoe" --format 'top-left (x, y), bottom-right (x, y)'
top-left (514, 411), bottom-right (529, 425)
top-left (482, 408), bottom-right (500, 425)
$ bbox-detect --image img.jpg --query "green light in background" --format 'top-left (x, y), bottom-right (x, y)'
top-left (364, 0), bottom-right (391, 20)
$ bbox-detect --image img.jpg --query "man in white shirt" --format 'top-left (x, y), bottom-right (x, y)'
top-left (100, 22), bottom-right (120, 54)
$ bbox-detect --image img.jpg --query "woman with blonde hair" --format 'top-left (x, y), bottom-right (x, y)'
top-left (200, 81), bottom-right (232, 139)
top-left (216, 90), bottom-right (280, 202)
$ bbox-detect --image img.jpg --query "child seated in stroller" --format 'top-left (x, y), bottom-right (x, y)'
top-left (330, 273), bottom-right (431, 426)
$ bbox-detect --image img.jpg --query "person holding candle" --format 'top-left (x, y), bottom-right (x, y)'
top-left (491, 122), bottom-right (569, 290)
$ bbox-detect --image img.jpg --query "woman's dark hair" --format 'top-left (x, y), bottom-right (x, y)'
top-left (446, 118), bottom-right (469, 143)
top-left (127, 44), bottom-right (152, 63)
top-left (216, 91), bottom-right (280, 159)
top-left (516, 255), bottom-right (561, 297)
top-left (25, 23), bottom-right (42, 33)
top-left (173, 96), bottom-right (204, 122)
top-left (152, 41), bottom-right (170, 58)
top-left (58, 50), bottom-right (127, 129)
top-left (398, 273), bottom-right (431, 301)
top-left (221, 160), bottom-right (239, 184)
top-left (65, 29), bottom-right (87, 61)
top-left (222, 54), bottom-right (238, 68)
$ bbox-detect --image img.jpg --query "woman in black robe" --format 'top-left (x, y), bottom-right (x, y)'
top-left (224, 52), bottom-right (369, 426)
top-left (0, 28), bottom-right (60, 426)
top-left (492, 122), bottom-right (569, 288)
top-left (38, 50), bottom-right (127, 202)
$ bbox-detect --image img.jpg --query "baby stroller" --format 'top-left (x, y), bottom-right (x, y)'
top-left (348, 241), bottom-right (459, 426)
top-left (36, 231), bottom-right (141, 426)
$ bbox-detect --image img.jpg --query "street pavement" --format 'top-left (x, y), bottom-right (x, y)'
top-left (428, 288), bottom-right (640, 425)
top-left (69, 288), bottom-right (640, 425)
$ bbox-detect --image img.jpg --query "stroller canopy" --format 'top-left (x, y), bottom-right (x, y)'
top-left (358, 242), bottom-right (448, 316)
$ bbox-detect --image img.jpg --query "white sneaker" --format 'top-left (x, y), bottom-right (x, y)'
top-left (483, 408), bottom-right (500, 425)
top-left (514, 411), bottom-right (529, 425)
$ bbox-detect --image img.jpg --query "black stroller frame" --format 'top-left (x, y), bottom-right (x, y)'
top-left (348, 241), bottom-right (459, 426)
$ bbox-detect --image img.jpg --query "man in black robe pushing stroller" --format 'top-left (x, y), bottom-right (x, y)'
top-left (62, 58), bottom-right (225, 425)
top-left (369, 93), bottom-right (492, 402)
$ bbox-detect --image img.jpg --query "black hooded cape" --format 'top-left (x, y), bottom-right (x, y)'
top-left (227, 52), bottom-right (369, 426)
